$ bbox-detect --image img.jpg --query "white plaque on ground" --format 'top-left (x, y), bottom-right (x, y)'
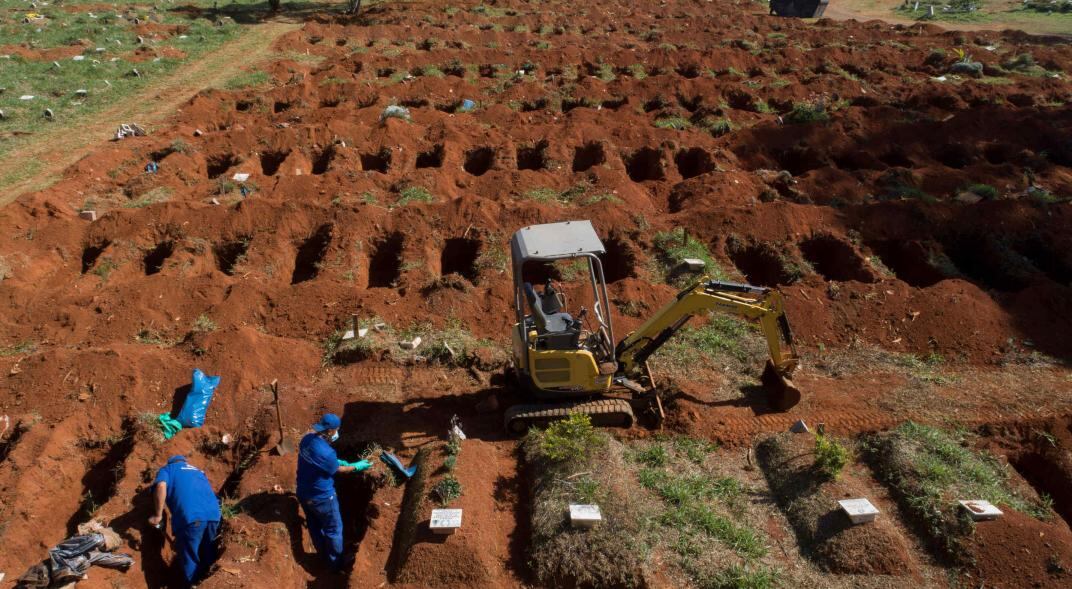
top-left (569, 504), bottom-right (602, 528)
top-left (429, 508), bottom-right (462, 534)
top-left (838, 498), bottom-right (879, 524)
top-left (959, 500), bottom-right (1003, 521)
top-left (681, 258), bottom-right (706, 271)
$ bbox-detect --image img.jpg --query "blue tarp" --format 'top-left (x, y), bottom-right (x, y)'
top-left (176, 368), bottom-right (220, 428)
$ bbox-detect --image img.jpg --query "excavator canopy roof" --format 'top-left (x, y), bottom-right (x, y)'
top-left (510, 220), bottom-right (605, 264)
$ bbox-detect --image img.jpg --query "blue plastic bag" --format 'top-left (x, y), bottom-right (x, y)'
top-left (176, 368), bottom-right (220, 428)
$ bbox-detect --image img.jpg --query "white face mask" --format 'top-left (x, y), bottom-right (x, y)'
top-left (330, 431), bottom-right (340, 443)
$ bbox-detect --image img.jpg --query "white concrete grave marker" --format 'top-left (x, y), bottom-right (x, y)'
top-left (400, 336), bottom-right (422, 350)
top-left (232, 173), bottom-right (250, 182)
top-left (681, 258), bottom-right (706, 271)
top-left (429, 508), bottom-right (462, 535)
top-left (569, 504), bottom-right (602, 528)
top-left (838, 498), bottom-right (879, 524)
top-left (959, 500), bottom-right (1003, 521)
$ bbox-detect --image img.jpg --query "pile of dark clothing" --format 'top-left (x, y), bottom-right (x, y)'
top-left (17, 524), bottom-right (133, 588)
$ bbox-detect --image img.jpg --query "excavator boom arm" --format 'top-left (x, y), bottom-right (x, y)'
top-left (614, 278), bottom-right (798, 377)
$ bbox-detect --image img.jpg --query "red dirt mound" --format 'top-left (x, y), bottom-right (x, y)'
top-left (964, 509), bottom-right (1072, 589)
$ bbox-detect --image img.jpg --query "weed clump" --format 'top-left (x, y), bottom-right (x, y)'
top-left (395, 185), bottom-right (434, 207)
top-left (535, 413), bottom-right (605, 463)
top-left (784, 101), bottom-right (830, 124)
top-left (432, 475), bottom-right (462, 505)
top-left (964, 183), bottom-right (999, 200)
top-left (814, 430), bottom-right (849, 480)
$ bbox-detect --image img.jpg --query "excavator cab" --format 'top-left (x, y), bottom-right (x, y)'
top-left (505, 220), bottom-right (802, 434)
top-left (510, 221), bottom-right (618, 400)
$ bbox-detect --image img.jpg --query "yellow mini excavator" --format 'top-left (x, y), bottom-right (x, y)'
top-left (505, 220), bottom-right (801, 433)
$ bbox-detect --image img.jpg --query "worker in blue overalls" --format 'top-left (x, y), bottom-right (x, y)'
top-left (148, 455), bottom-right (221, 587)
top-left (296, 413), bottom-right (371, 571)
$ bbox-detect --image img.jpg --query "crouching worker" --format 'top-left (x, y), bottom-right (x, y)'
top-left (297, 413), bottom-right (372, 571)
top-left (148, 455), bottom-right (222, 587)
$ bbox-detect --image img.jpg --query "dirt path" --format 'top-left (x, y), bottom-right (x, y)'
top-left (0, 21), bottom-right (301, 208)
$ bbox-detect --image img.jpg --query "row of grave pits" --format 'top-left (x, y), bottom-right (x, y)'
top-left (77, 222), bottom-right (1070, 294)
top-left (192, 142), bottom-right (714, 181)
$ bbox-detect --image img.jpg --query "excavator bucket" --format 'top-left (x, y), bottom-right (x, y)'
top-left (761, 360), bottom-right (802, 411)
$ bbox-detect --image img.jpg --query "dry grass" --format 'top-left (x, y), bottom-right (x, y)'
top-left (523, 417), bottom-right (649, 588)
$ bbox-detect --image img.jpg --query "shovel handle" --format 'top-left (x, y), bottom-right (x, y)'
top-left (271, 379), bottom-right (285, 437)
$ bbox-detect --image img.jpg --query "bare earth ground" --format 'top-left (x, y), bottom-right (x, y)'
top-left (0, 21), bottom-right (301, 206)
top-left (826, 0), bottom-right (1072, 36)
top-left (0, 0), bottom-right (1071, 587)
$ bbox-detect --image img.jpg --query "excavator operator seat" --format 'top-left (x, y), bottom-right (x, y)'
top-left (524, 282), bottom-right (580, 350)
top-left (539, 280), bottom-right (564, 314)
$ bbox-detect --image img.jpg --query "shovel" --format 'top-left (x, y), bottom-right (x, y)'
top-left (271, 379), bottom-right (295, 456)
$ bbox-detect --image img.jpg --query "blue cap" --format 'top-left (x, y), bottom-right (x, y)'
top-left (167, 455), bottom-right (186, 464)
top-left (312, 413), bottom-right (341, 432)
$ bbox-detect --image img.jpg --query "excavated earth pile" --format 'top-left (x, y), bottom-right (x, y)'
top-left (0, 0), bottom-right (1071, 587)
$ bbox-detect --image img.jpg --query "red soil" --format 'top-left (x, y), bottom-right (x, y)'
top-left (1, 0), bottom-right (1072, 587)
top-left (964, 509), bottom-right (1072, 589)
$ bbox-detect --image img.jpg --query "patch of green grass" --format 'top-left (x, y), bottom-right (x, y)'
top-left (888, 351), bottom-right (952, 384)
top-left (629, 437), bottom-right (770, 585)
top-left (639, 468), bottom-right (745, 507)
top-left (90, 258), bottom-right (118, 281)
top-left (125, 187), bottom-right (172, 208)
top-left (225, 70), bottom-right (270, 90)
top-left (0, 2), bottom-right (246, 154)
top-left (631, 444), bottom-right (670, 467)
top-left (135, 328), bottom-right (174, 346)
top-left (671, 436), bottom-right (720, 464)
top-left (578, 193), bottom-right (621, 206)
top-left (651, 227), bottom-right (723, 284)
top-left (655, 315), bottom-right (754, 369)
top-left (596, 62), bottom-right (615, 82)
top-left (964, 183), bottom-right (999, 200)
top-left (521, 187), bottom-right (564, 203)
top-left (702, 563), bottom-right (780, 589)
top-left (413, 318), bottom-right (502, 367)
top-left (193, 314), bottom-right (218, 332)
top-left (221, 496), bottom-right (242, 520)
top-left (395, 186), bottom-right (434, 207)
top-left (0, 341), bottom-right (35, 357)
top-left (700, 117), bottom-right (733, 137)
top-left (653, 116), bottom-right (692, 130)
top-left (628, 63), bottom-right (648, 80)
top-left (784, 101), bottom-right (829, 124)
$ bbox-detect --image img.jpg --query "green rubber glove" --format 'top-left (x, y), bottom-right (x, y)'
top-left (337, 459), bottom-right (348, 468)
top-left (353, 459), bottom-right (372, 472)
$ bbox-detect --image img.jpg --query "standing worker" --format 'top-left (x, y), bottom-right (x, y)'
top-left (148, 455), bottom-right (222, 587)
top-left (296, 413), bottom-right (371, 571)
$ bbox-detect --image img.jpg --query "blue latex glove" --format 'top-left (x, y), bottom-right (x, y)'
top-left (337, 459), bottom-right (348, 468)
top-left (352, 459), bottom-right (372, 472)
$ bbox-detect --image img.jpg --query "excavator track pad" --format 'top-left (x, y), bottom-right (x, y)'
top-left (504, 398), bottom-right (635, 435)
top-left (761, 360), bottom-right (802, 411)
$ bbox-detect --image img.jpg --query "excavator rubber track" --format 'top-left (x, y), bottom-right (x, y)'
top-left (504, 398), bottom-right (635, 435)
